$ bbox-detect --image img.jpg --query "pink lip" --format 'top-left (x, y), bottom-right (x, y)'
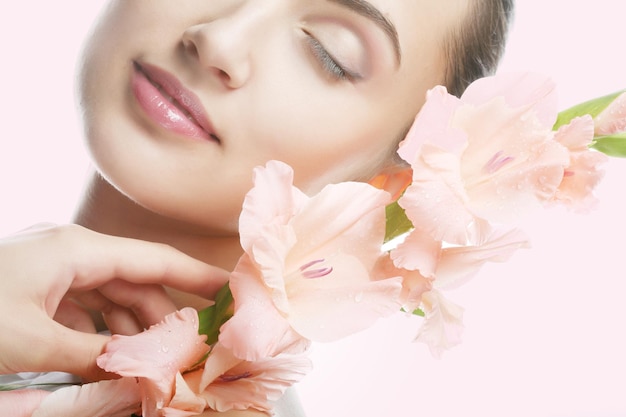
top-left (131, 61), bottom-right (219, 142)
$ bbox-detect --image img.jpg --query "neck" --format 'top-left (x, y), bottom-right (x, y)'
top-left (72, 171), bottom-right (244, 308)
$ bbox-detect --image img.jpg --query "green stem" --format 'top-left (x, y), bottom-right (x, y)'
top-left (197, 282), bottom-right (235, 346)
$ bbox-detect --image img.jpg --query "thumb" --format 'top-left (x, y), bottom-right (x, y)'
top-left (42, 323), bottom-right (115, 382)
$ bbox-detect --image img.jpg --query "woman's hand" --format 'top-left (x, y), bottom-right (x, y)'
top-left (0, 223), bottom-right (229, 381)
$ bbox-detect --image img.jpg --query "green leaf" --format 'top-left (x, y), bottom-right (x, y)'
top-left (590, 133), bottom-right (626, 157)
top-left (554, 89), bottom-right (625, 131)
top-left (384, 200), bottom-right (413, 244)
top-left (197, 283), bottom-right (234, 346)
top-left (401, 307), bottom-right (425, 317)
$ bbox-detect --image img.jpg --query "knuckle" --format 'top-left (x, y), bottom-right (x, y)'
top-left (43, 224), bottom-right (89, 246)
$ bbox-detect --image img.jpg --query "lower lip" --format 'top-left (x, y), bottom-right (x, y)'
top-left (131, 66), bottom-right (211, 141)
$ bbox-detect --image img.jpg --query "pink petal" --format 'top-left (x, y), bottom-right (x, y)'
top-left (286, 254), bottom-right (403, 342)
top-left (399, 148), bottom-right (488, 245)
top-left (555, 115), bottom-right (595, 150)
top-left (435, 228), bottom-right (530, 290)
top-left (248, 222), bottom-right (297, 310)
top-left (161, 373), bottom-right (207, 417)
top-left (97, 308), bottom-right (209, 414)
top-left (552, 116), bottom-right (608, 212)
top-left (397, 86), bottom-right (464, 163)
top-left (239, 160), bottom-right (308, 254)
top-left (198, 352), bottom-right (312, 413)
top-left (286, 181), bottom-right (390, 268)
top-left (371, 254), bottom-right (433, 312)
top-left (414, 290), bottom-right (465, 358)
top-left (32, 378), bottom-right (141, 417)
top-left (390, 228), bottom-right (441, 278)
top-left (458, 98), bottom-right (570, 220)
top-left (198, 343), bottom-right (245, 392)
top-left (461, 72), bottom-right (558, 128)
top-left (221, 255), bottom-right (311, 361)
top-left (400, 270), bottom-right (433, 312)
top-left (594, 91), bottom-right (626, 136)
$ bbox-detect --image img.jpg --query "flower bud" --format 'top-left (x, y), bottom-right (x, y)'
top-left (555, 90), bottom-right (626, 157)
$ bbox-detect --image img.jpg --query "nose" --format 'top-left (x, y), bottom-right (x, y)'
top-left (182, 11), bottom-right (260, 89)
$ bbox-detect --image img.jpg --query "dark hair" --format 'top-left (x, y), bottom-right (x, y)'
top-left (444, 0), bottom-right (515, 97)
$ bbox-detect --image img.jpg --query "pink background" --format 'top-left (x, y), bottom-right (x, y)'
top-left (1, 2), bottom-right (624, 417)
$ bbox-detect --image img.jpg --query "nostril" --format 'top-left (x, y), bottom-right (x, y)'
top-left (182, 38), bottom-right (199, 60)
top-left (213, 68), bottom-right (231, 84)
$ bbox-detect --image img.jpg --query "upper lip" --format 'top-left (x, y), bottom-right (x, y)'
top-left (133, 61), bottom-right (220, 142)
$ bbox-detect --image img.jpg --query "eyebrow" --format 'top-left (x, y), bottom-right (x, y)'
top-left (328, 0), bottom-right (402, 66)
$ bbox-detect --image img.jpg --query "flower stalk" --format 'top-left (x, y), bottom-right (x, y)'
top-left (555, 89), bottom-right (626, 157)
top-left (197, 283), bottom-right (234, 346)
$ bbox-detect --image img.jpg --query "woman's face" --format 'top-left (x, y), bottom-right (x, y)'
top-left (78, 0), bottom-right (466, 234)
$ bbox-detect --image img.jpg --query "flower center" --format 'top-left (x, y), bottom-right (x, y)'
top-left (219, 371), bottom-right (253, 382)
top-left (299, 259), bottom-right (333, 279)
top-left (483, 151), bottom-right (514, 174)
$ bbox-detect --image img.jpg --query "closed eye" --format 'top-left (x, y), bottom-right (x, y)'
top-left (303, 32), bottom-right (361, 81)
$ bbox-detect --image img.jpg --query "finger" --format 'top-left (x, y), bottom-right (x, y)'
top-left (97, 281), bottom-right (179, 328)
top-left (102, 309), bottom-right (144, 336)
top-left (54, 298), bottom-right (97, 334)
top-left (54, 327), bottom-right (117, 382)
top-left (70, 290), bottom-right (144, 336)
top-left (57, 226), bottom-right (231, 298)
top-left (26, 317), bottom-right (114, 382)
top-left (71, 280), bottom-right (180, 332)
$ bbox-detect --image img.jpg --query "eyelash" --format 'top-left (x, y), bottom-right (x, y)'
top-left (304, 33), bottom-right (357, 81)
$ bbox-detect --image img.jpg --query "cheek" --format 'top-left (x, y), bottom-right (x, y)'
top-left (259, 113), bottom-right (395, 193)
top-left (245, 85), bottom-right (400, 190)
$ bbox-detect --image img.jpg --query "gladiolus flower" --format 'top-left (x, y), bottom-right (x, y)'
top-left (397, 72), bottom-right (570, 246)
top-left (187, 342), bottom-right (311, 413)
top-left (219, 160), bottom-right (404, 361)
top-left (552, 115), bottom-right (608, 211)
top-left (390, 228), bottom-right (528, 354)
top-left (97, 308), bottom-right (210, 416)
